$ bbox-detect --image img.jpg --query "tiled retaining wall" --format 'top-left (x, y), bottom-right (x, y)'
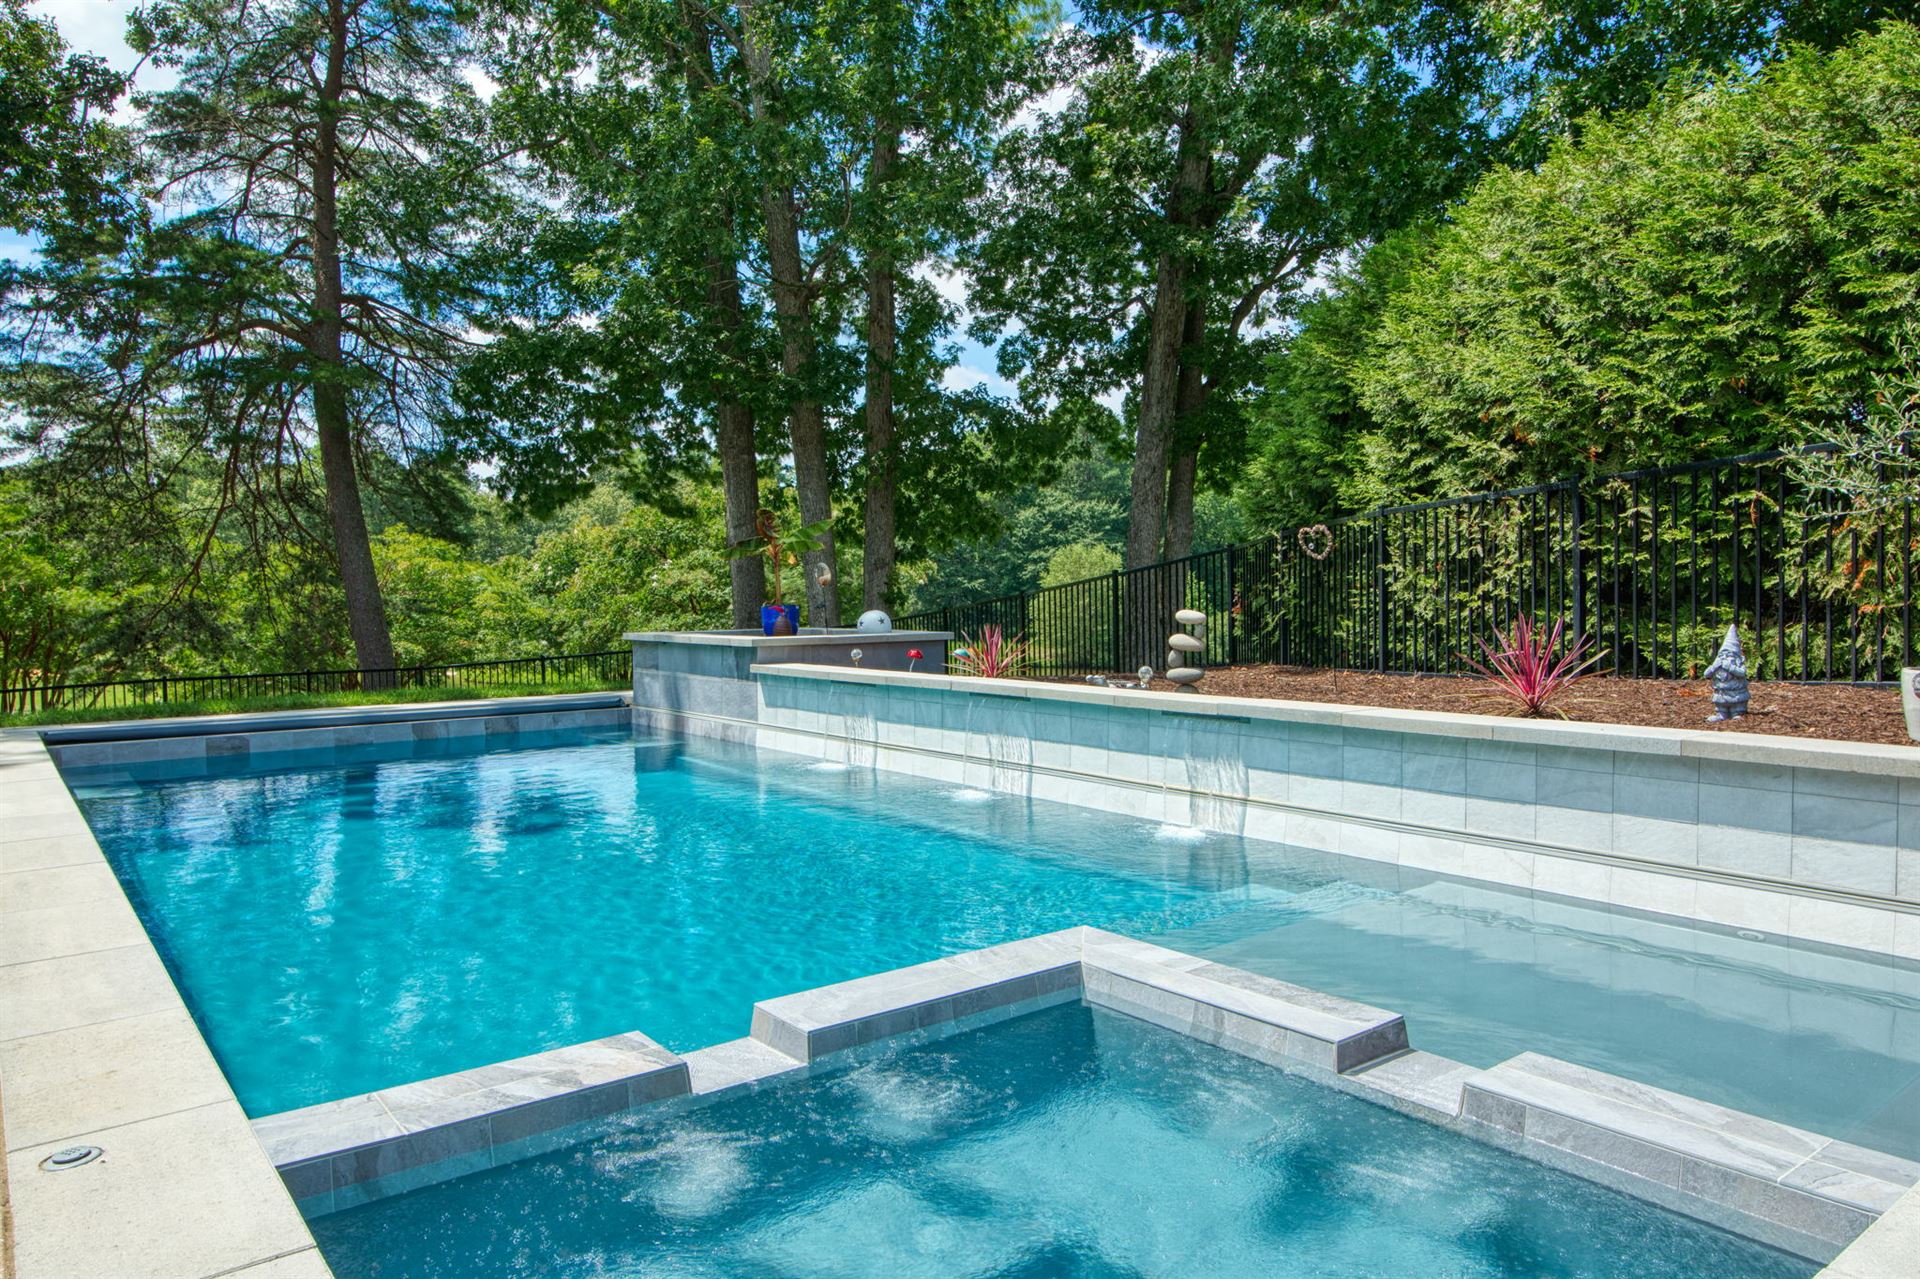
top-left (633, 660), bottom-right (1920, 961)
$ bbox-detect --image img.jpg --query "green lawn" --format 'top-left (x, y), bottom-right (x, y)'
top-left (0, 677), bottom-right (627, 729)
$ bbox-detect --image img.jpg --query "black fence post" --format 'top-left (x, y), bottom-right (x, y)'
top-left (1373, 514), bottom-right (1388, 673)
top-left (1569, 482), bottom-right (1587, 646)
top-left (1226, 543), bottom-right (1239, 665)
top-left (1109, 571), bottom-right (1122, 673)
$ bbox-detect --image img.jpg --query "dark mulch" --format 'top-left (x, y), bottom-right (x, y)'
top-left (1048, 664), bottom-right (1911, 746)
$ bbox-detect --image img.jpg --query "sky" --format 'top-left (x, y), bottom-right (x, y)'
top-left (26, 0), bottom-right (1025, 403)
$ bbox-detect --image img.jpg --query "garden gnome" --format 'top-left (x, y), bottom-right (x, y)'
top-left (1703, 624), bottom-right (1749, 722)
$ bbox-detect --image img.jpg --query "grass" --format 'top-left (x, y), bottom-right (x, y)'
top-left (0, 677), bottom-right (627, 729)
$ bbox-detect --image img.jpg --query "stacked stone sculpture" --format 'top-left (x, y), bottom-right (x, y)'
top-left (1167, 609), bottom-right (1207, 688)
top-left (1703, 624), bottom-right (1749, 722)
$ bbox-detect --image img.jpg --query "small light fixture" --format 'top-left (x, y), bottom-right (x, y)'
top-left (40, 1145), bottom-right (103, 1171)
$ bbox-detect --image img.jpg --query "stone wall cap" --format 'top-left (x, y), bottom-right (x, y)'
top-left (744, 662), bottom-right (1920, 777)
top-left (625, 629), bottom-right (952, 646)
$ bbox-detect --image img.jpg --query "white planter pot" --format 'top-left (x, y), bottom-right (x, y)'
top-left (1903, 668), bottom-right (1920, 742)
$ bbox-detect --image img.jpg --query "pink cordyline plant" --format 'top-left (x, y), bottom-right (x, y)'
top-left (1465, 616), bottom-right (1602, 717)
top-left (951, 625), bottom-right (1031, 679)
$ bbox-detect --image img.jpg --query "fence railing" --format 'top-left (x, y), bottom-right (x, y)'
top-left (901, 445), bottom-right (1912, 683)
top-left (0, 650), bottom-right (631, 717)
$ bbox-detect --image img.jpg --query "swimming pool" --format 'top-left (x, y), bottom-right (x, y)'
top-left (69, 726), bottom-right (1920, 1162)
top-left (309, 1001), bottom-right (1813, 1278)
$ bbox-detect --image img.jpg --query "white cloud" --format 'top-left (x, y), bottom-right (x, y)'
top-left (462, 64), bottom-right (501, 102)
top-left (941, 363), bottom-right (1014, 400)
top-left (913, 260), bottom-right (971, 314)
top-left (1008, 80), bottom-right (1075, 134)
top-left (37, 0), bottom-right (176, 107)
top-left (35, 0), bottom-right (139, 70)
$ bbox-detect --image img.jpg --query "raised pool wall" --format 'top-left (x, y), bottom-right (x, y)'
top-left (628, 646), bottom-right (1920, 963)
top-left (628, 628), bottom-right (950, 733)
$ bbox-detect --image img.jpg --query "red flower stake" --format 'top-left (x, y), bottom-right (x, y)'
top-left (907, 648), bottom-right (924, 672)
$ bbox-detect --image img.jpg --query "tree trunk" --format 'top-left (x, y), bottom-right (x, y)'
top-left (313, 0), bottom-right (395, 682)
top-left (1164, 296), bottom-right (1208, 562)
top-left (683, 11), bottom-right (763, 629)
top-left (1124, 107), bottom-right (1211, 570)
top-left (705, 245), bottom-right (763, 628)
top-left (1125, 250), bottom-right (1187, 570)
top-left (861, 124), bottom-right (900, 614)
top-left (1165, 449), bottom-right (1197, 562)
top-left (740, 3), bottom-right (837, 628)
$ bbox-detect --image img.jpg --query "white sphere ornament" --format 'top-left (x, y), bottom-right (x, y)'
top-left (856, 609), bottom-right (893, 633)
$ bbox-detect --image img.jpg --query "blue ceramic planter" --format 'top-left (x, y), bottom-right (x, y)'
top-left (761, 603), bottom-right (799, 637)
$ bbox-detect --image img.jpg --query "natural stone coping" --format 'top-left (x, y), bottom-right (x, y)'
top-left (751, 661), bottom-right (1920, 778)
top-left (749, 929), bottom-right (1087, 1061)
top-left (37, 691), bottom-right (629, 744)
top-left (626, 628), bottom-right (952, 646)
top-left (1469, 1053), bottom-right (1919, 1213)
top-left (1076, 929), bottom-right (1410, 1074)
top-left (1463, 1052), bottom-right (1920, 1258)
top-left (252, 1031), bottom-right (689, 1217)
top-left (0, 728), bottom-right (327, 1279)
top-left (1819, 1179), bottom-right (1920, 1278)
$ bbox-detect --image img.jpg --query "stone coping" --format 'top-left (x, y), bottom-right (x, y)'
top-left (250, 925), bottom-right (1915, 1263)
top-left (627, 628), bottom-right (951, 647)
top-left (1819, 1179), bottom-right (1920, 1278)
top-left (751, 661), bottom-right (1920, 779)
top-left (254, 1031), bottom-right (690, 1217)
top-left (0, 728), bottom-right (329, 1279)
top-left (37, 690), bottom-right (629, 744)
top-left (1461, 1053), bottom-right (1914, 1255)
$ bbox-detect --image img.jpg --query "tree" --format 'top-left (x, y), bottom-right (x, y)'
top-left (470, 0), bottom-right (780, 627)
top-left (0, 0), bottom-right (128, 238)
top-left (1321, 23), bottom-right (1920, 502)
top-left (112, 0), bottom-right (505, 678)
top-left (1236, 225), bottom-right (1438, 530)
top-left (971, 0), bottom-right (1499, 572)
top-left (1491, 0), bottom-right (1920, 161)
top-left (833, 0), bottom-right (1040, 612)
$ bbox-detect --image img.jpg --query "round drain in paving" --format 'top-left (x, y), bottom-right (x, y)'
top-left (39, 1145), bottom-right (103, 1171)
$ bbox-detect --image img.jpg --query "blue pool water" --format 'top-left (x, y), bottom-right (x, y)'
top-left (73, 728), bottom-right (1920, 1163)
top-left (309, 1002), bottom-right (1813, 1279)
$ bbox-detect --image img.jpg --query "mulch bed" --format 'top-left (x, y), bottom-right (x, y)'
top-left (1048, 664), bottom-right (1911, 746)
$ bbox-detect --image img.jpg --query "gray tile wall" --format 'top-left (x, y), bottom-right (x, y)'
top-left (734, 672), bottom-right (1920, 961)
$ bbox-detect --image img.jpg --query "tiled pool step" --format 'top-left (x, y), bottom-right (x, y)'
top-left (250, 926), bottom-right (1919, 1265)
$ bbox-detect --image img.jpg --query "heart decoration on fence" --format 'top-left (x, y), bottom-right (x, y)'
top-left (1296, 523), bottom-right (1334, 561)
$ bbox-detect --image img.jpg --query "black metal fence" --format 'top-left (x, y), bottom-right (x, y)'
top-left (0, 650), bottom-right (630, 717)
top-left (902, 445), bottom-right (1912, 683)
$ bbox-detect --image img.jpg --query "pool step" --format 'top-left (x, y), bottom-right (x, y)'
top-left (1460, 1052), bottom-right (1920, 1261)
